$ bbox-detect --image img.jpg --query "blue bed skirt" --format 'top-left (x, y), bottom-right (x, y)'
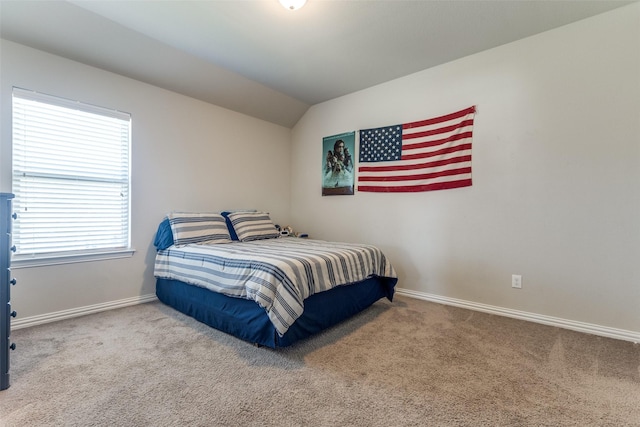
top-left (156, 276), bottom-right (396, 348)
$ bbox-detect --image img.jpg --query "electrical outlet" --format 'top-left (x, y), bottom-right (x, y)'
top-left (512, 274), bottom-right (522, 289)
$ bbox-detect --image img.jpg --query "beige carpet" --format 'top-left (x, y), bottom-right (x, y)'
top-left (1, 295), bottom-right (639, 426)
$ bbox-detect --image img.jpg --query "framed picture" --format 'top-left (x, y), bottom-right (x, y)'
top-left (322, 131), bottom-right (355, 196)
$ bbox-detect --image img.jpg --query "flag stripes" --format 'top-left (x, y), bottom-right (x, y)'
top-left (358, 106), bottom-right (476, 193)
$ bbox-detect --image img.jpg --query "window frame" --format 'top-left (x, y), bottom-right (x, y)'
top-left (11, 88), bottom-right (134, 268)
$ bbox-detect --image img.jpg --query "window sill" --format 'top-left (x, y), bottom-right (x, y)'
top-left (11, 249), bottom-right (136, 269)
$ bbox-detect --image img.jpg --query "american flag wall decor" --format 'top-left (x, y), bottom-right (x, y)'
top-left (357, 106), bottom-right (476, 193)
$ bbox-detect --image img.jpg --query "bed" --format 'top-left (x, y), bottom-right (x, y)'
top-left (153, 211), bottom-right (398, 348)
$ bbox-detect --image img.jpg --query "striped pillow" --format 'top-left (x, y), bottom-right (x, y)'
top-left (167, 212), bottom-right (231, 247)
top-left (227, 211), bottom-right (280, 242)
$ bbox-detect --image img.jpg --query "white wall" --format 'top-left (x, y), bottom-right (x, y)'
top-left (1, 40), bottom-right (292, 319)
top-left (291, 4), bottom-right (640, 334)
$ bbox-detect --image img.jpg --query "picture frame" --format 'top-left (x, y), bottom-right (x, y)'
top-left (322, 131), bottom-right (355, 196)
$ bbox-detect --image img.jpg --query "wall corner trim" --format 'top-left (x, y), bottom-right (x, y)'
top-left (11, 294), bottom-right (158, 330)
top-left (395, 288), bottom-right (640, 344)
top-left (12, 288), bottom-right (640, 344)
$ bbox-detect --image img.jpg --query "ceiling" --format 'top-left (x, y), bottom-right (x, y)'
top-left (0, 0), bottom-right (635, 128)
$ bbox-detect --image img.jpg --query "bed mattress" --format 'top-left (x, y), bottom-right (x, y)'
top-left (154, 237), bottom-right (397, 336)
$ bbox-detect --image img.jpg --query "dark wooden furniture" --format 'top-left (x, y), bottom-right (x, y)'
top-left (1, 193), bottom-right (17, 390)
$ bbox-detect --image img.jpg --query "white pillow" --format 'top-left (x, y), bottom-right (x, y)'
top-left (167, 212), bottom-right (231, 247)
top-left (227, 211), bottom-right (280, 242)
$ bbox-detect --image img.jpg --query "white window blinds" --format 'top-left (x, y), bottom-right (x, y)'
top-left (12, 88), bottom-right (131, 261)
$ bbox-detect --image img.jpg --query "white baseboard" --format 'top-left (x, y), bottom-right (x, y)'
top-left (395, 288), bottom-right (640, 344)
top-left (11, 294), bottom-right (158, 330)
top-left (11, 289), bottom-right (639, 344)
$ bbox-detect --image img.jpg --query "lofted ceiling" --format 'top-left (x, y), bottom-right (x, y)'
top-left (0, 0), bottom-right (635, 128)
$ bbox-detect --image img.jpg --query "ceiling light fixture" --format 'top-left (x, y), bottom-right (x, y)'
top-left (279, 0), bottom-right (307, 11)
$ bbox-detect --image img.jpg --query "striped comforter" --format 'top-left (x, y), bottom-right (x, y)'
top-left (154, 238), bottom-right (397, 336)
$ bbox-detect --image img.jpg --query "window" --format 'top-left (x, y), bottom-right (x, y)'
top-left (12, 88), bottom-right (133, 266)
